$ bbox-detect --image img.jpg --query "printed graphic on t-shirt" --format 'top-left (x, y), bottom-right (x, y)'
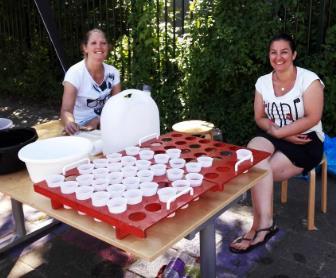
top-left (264, 97), bottom-right (301, 127)
top-left (86, 73), bottom-right (115, 115)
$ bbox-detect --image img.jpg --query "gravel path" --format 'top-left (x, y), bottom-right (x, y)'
top-left (0, 97), bottom-right (59, 128)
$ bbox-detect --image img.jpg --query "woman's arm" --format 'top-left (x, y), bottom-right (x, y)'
top-left (60, 82), bottom-right (80, 135)
top-left (111, 83), bottom-right (122, 96)
top-left (254, 90), bottom-right (273, 132)
top-left (268, 80), bottom-right (324, 139)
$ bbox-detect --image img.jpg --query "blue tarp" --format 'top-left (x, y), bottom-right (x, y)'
top-left (324, 134), bottom-right (336, 175)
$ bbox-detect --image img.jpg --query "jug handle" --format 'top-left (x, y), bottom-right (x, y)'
top-left (138, 133), bottom-right (159, 146)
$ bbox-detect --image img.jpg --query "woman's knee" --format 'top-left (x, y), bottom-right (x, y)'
top-left (247, 137), bottom-right (274, 153)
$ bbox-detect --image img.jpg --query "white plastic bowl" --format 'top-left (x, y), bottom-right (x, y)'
top-left (236, 149), bottom-right (253, 160)
top-left (18, 136), bottom-right (93, 183)
top-left (122, 166), bottom-right (138, 177)
top-left (106, 152), bottom-right (122, 162)
top-left (0, 118), bottom-right (13, 130)
top-left (107, 184), bottom-right (126, 197)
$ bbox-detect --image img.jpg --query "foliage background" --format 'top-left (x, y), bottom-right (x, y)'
top-left (0, 0), bottom-right (335, 144)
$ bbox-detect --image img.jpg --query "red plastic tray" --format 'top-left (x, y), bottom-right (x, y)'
top-left (34, 132), bottom-right (270, 239)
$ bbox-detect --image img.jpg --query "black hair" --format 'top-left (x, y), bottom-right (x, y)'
top-left (269, 33), bottom-right (296, 53)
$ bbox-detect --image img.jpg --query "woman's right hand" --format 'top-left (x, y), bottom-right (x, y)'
top-left (64, 121), bottom-right (80, 135)
top-left (284, 134), bottom-right (312, 145)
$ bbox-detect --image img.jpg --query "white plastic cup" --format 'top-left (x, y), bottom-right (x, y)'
top-left (45, 174), bottom-right (65, 188)
top-left (122, 176), bottom-right (140, 190)
top-left (107, 162), bottom-right (122, 172)
top-left (106, 152), bottom-right (122, 163)
top-left (166, 148), bottom-right (181, 159)
top-left (107, 197), bottom-right (127, 214)
top-left (185, 173), bottom-right (204, 187)
top-left (60, 181), bottom-right (78, 194)
top-left (197, 156), bottom-right (213, 168)
top-left (76, 174), bottom-right (94, 186)
top-left (140, 182), bottom-right (159, 197)
top-left (236, 149), bottom-right (253, 160)
top-left (93, 158), bottom-right (108, 168)
top-left (154, 153), bottom-right (170, 164)
top-left (75, 185), bottom-right (94, 200)
top-left (122, 166), bottom-right (138, 177)
top-left (92, 178), bottom-right (108, 191)
top-left (123, 189), bottom-right (143, 205)
top-left (139, 149), bottom-right (154, 160)
top-left (137, 169), bottom-right (154, 182)
top-left (91, 191), bottom-right (110, 207)
top-left (93, 167), bottom-right (109, 176)
top-left (157, 187), bottom-right (177, 203)
top-left (185, 162), bottom-right (202, 173)
top-left (150, 164), bottom-right (166, 176)
top-left (169, 158), bottom-right (186, 169)
top-left (166, 168), bottom-right (184, 181)
top-left (121, 156), bottom-right (136, 166)
top-left (107, 172), bottom-right (123, 184)
top-left (107, 184), bottom-right (126, 197)
top-left (125, 146), bottom-right (140, 156)
top-left (135, 159), bottom-right (151, 170)
top-left (172, 180), bottom-right (191, 193)
top-left (77, 163), bottom-right (94, 175)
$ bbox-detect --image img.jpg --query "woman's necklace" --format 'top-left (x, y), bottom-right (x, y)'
top-left (274, 67), bottom-right (296, 95)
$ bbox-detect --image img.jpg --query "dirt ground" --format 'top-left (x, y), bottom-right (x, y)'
top-left (0, 97), bottom-right (60, 128)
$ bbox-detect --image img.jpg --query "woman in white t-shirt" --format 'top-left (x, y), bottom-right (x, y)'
top-left (230, 33), bottom-right (324, 253)
top-left (61, 28), bottom-right (121, 135)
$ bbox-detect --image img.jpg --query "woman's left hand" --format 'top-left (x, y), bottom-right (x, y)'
top-left (284, 134), bottom-right (312, 144)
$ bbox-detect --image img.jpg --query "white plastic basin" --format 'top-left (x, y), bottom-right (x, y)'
top-left (18, 136), bottom-right (93, 183)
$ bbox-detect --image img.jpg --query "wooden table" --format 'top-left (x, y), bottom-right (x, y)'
top-left (0, 120), bottom-right (267, 277)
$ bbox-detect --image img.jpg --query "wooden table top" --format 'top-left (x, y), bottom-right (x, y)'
top-left (0, 120), bottom-right (267, 261)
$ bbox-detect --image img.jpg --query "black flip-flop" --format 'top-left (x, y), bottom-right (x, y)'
top-left (229, 222), bottom-right (279, 254)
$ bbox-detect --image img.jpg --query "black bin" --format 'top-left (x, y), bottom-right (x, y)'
top-left (0, 127), bottom-right (38, 174)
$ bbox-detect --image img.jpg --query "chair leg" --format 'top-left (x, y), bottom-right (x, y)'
top-left (281, 180), bottom-right (288, 203)
top-left (321, 158), bottom-right (328, 213)
top-left (307, 169), bottom-right (317, 230)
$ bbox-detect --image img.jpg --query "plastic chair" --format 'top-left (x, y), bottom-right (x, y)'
top-left (280, 155), bottom-right (327, 230)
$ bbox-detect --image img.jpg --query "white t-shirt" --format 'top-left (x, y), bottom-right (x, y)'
top-left (63, 60), bottom-right (120, 124)
top-left (255, 67), bottom-right (324, 141)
